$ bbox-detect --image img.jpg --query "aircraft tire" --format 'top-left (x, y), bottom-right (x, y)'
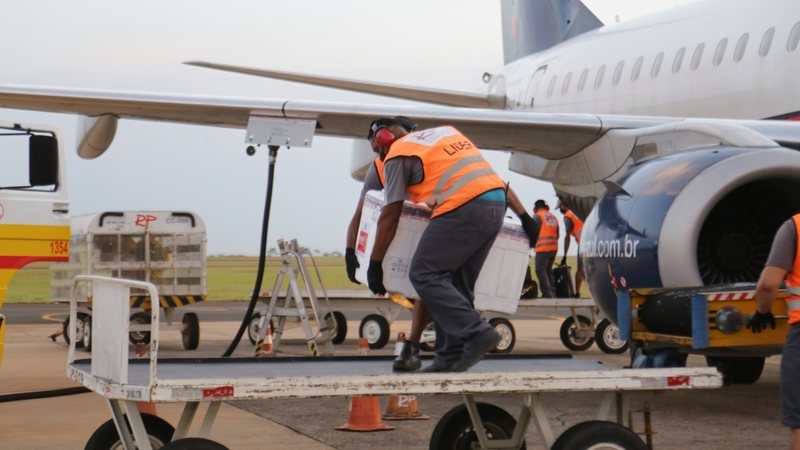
top-left (84, 413), bottom-right (174, 450)
top-left (551, 420), bottom-right (647, 450)
top-left (594, 319), bottom-right (629, 354)
top-left (489, 317), bottom-right (515, 353)
top-left (429, 402), bottom-right (525, 449)
top-left (559, 316), bottom-right (594, 351)
top-left (160, 437), bottom-right (230, 450)
top-left (359, 314), bottom-right (390, 349)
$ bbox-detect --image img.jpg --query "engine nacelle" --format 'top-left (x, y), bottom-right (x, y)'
top-left (583, 145), bottom-right (800, 332)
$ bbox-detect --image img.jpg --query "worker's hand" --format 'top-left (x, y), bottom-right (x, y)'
top-left (746, 310), bottom-right (776, 333)
top-left (345, 248), bottom-right (360, 284)
top-left (518, 212), bottom-right (539, 248)
top-left (560, 256), bottom-right (567, 267)
top-left (367, 259), bottom-right (387, 295)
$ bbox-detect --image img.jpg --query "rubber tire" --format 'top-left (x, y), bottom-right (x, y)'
top-left (160, 437), bottom-right (230, 450)
top-left (705, 355), bottom-right (765, 385)
top-left (181, 312), bottom-right (200, 350)
top-left (559, 316), bottom-right (595, 351)
top-left (247, 312), bottom-right (262, 346)
top-left (63, 312), bottom-right (88, 348)
top-left (429, 402), bottom-right (525, 450)
top-left (82, 315), bottom-right (93, 352)
top-left (325, 311), bottom-right (348, 344)
top-left (129, 311), bottom-right (152, 345)
top-left (84, 413), bottom-right (175, 450)
top-left (359, 314), bottom-right (390, 349)
top-left (551, 420), bottom-right (647, 450)
top-left (488, 317), bottom-right (515, 354)
top-left (594, 319), bottom-right (629, 354)
top-left (420, 320), bottom-right (436, 352)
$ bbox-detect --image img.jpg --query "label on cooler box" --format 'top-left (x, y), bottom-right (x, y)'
top-left (355, 191), bottom-right (529, 314)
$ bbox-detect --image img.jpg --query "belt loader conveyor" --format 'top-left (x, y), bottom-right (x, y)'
top-left (68, 276), bottom-right (722, 450)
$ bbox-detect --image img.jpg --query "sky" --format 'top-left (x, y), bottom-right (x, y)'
top-left (0, 0), bottom-right (695, 255)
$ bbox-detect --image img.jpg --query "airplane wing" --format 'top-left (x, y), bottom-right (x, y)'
top-left (0, 83), bottom-right (798, 162)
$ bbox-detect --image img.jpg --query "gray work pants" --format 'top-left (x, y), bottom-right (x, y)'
top-left (409, 199), bottom-right (504, 365)
top-left (535, 251), bottom-right (557, 298)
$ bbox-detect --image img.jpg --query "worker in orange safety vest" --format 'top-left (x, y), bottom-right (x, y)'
top-left (558, 199), bottom-right (584, 298)
top-left (533, 199), bottom-right (559, 298)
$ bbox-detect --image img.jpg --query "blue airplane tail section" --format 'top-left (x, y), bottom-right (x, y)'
top-left (501, 0), bottom-right (603, 64)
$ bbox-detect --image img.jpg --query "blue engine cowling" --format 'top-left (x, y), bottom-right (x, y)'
top-left (582, 145), bottom-right (800, 332)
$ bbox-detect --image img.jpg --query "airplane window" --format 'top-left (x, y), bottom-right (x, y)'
top-left (578, 68), bottom-right (589, 92)
top-left (672, 47), bottom-right (686, 73)
top-left (714, 38), bottom-right (728, 66)
top-left (594, 64), bottom-right (606, 88)
top-left (734, 33), bottom-right (749, 62)
top-left (759, 27), bottom-right (775, 57)
top-left (789, 22), bottom-right (800, 51)
top-left (631, 56), bottom-right (644, 81)
top-left (691, 43), bottom-right (705, 70)
top-left (612, 61), bottom-right (625, 85)
top-left (561, 72), bottom-right (572, 95)
top-left (547, 75), bottom-right (558, 97)
top-left (651, 52), bottom-right (664, 78)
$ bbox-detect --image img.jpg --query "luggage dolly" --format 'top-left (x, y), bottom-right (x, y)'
top-left (518, 298), bottom-right (630, 354)
top-left (249, 239), bottom-right (340, 356)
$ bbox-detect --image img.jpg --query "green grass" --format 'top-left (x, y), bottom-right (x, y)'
top-left (3, 256), bottom-right (587, 304)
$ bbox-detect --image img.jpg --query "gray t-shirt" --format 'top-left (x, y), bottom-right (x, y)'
top-left (383, 156), bottom-right (424, 204)
top-left (359, 162), bottom-right (383, 199)
top-left (765, 219), bottom-right (797, 271)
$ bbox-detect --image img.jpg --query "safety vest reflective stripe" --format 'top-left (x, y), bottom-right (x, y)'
top-left (786, 214), bottom-right (800, 324)
top-left (385, 126), bottom-right (504, 218)
top-left (535, 210), bottom-right (559, 252)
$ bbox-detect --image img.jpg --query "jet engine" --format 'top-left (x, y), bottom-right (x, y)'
top-left (582, 145), bottom-right (800, 334)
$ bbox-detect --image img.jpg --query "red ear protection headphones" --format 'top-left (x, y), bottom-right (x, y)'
top-left (374, 127), bottom-right (397, 148)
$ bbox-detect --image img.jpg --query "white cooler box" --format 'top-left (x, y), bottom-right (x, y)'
top-left (355, 191), bottom-right (529, 314)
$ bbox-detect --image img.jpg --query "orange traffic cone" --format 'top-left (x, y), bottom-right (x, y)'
top-left (383, 394), bottom-right (429, 420)
top-left (135, 343), bottom-right (157, 416)
top-left (256, 324), bottom-right (274, 357)
top-left (335, 336), bottom-right (394, 432)
top-left (358, 336), bottom-right (370, 356)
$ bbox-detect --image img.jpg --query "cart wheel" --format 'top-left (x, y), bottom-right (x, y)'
top-left (359, 314), bottom-right (390, 349)
top-left (84, 413), bottom-right (175, 450)
top-left (420, 320), bottom-right (436, 352)
top-left (429, 402), bottom-right (525, 450)
top-left (594, 319), bottom-right (629, 354)
top-left (129, 311), bottom-right (152, 345)
top-left (705, 355), bottom-right (765, 385)
top-left (63, 312), bottom-right (88, 348)
top-left (325, 311), bottom-right (348, 344)
top-left (247, 312), bottom-right (262, 346)
top-left (182, 312), bottom-right (200, 350)
top-left (551, 420), bottom-right (647, 450)
top-left (81, 315), bottom-right (93, 352)
top-left (160, 437), bottom-right (230, 450)
top-left (559, 315), bottom-right (595, 351)
top-left (488, 317), bottom-right (515, 354)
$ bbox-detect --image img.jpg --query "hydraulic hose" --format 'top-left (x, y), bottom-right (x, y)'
top-left (222, 145), bottom-right (279, 357)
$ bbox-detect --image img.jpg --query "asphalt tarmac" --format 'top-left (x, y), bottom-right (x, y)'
top-left (0, 301), bottom-right (789, 450)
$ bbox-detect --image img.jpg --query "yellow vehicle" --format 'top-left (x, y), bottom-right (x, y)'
top-left (0, 123), bottom-right (69, 362)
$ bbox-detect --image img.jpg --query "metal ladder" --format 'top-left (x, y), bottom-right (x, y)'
top-left (253, 239), bottom-right (337, 356)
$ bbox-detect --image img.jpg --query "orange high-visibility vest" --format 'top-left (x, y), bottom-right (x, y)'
top-left (375, 157), bottom-right (385, 188)
top-left (564, 209), bottom-right (584, 243)
top-left (786, 214), bottom-right (800, 324)
top-left (384, 126), bottom-right (504, 218)
top-left (535, 210), bottom-right (559, 252)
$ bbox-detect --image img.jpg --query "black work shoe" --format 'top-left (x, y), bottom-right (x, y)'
top-left (451, 330), bottom-right (501, 372)
top-left (393, 341), bottom-right (421, 371)
top-left (420, 359), bottom-right (453, 373)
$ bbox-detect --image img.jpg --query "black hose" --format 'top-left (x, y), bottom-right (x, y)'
top-left (0, 386), bottom-right (89, 403)
top-left (222, 145), bottom-right (279, 357)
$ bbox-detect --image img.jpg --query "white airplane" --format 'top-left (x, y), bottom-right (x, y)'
top-left (0, 0), bottom-right (798, 381)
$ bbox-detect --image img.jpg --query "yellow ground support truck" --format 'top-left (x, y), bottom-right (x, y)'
top-left (0, 122), bottom-right (70, 362)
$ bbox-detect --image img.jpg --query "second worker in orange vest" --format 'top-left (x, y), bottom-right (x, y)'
top-left (558, 199), bottom-right (584, 298)
top-left (533, 199), bottom-right (560, 298)
top-left (366, 120), bottom-right (539, 373)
